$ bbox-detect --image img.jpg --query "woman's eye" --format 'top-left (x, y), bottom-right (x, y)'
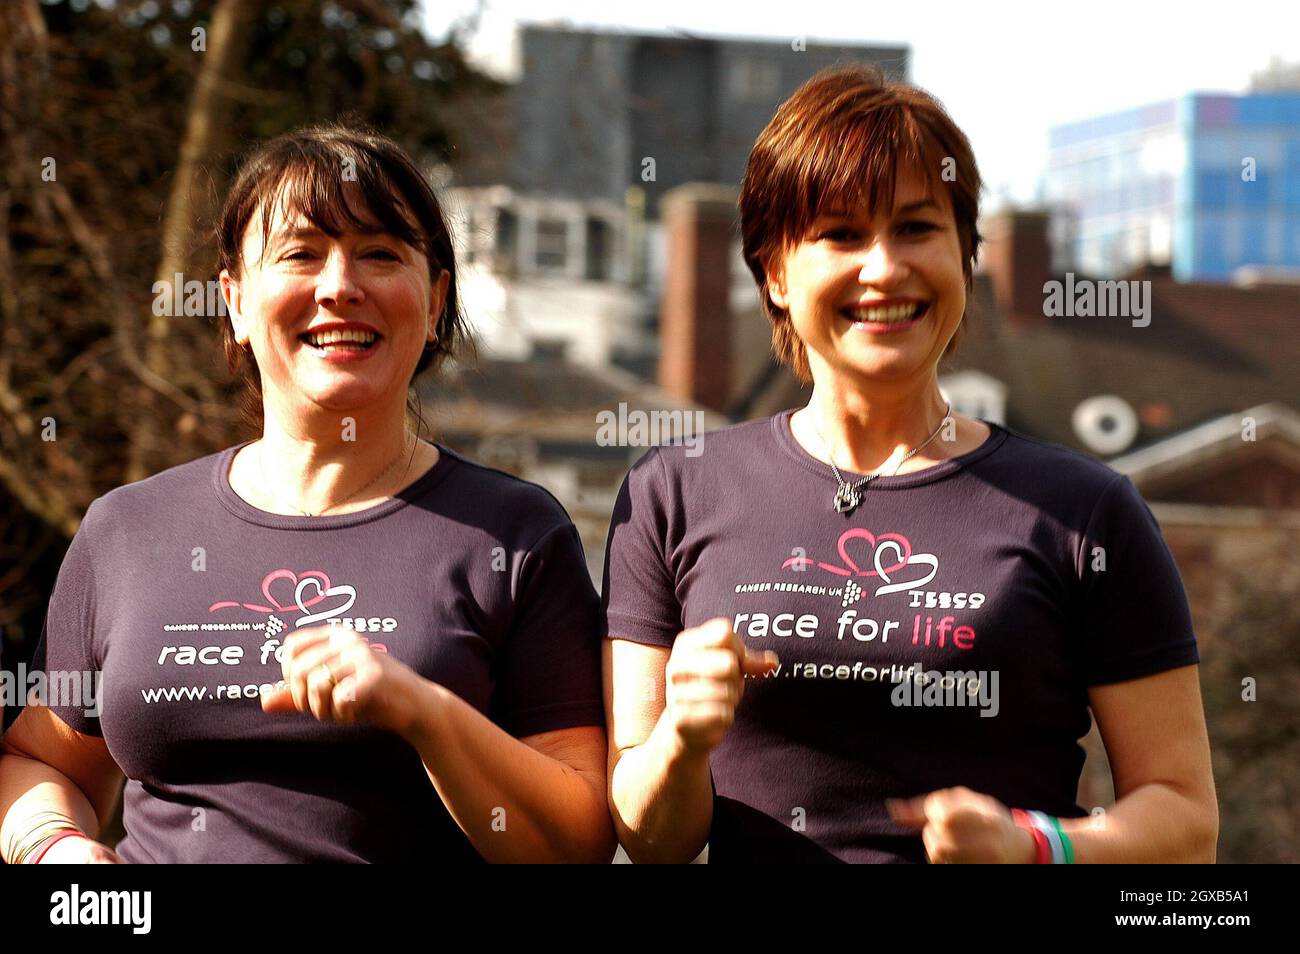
top-left (900, 221), bottom-right (938, 235)
top-left (820, 228), bottom-right (857, 241)
top-left (280, 247), bottom-right (400, 262)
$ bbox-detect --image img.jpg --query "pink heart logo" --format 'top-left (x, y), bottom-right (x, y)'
top-left (208, 568), bottom-right (333, 614)
top-left (836, 529), bottom-right (911, 578)
top-left (779, 528), bottom-right (927, 592)
top-left (263, 569), bottom-right (331, 612)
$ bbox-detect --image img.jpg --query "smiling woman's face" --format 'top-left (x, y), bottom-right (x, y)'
top-left (768, 166), bottom-right (966, 387)
top-left (222, 191), bottom-right (449, 423)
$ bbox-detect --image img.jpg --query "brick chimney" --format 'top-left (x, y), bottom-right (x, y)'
top-left (658, 184), bottom-right (736, 412)
top-left (980, 210), bottom-right (1052, 327)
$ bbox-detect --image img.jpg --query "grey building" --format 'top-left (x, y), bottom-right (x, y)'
top-left (510, 25), bottom-right (909, 216)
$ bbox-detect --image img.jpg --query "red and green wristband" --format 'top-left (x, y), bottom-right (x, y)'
top-left (1011, 808), bottom-right (1074, 864)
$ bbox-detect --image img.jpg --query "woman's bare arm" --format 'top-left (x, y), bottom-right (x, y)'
top-left (604, 638), bottom-right (714, 864)
top-left (0, 705), bottom-right (124, 863)
top-left (403, 688), bottom-right (616, 863)
top-left (1067, 664), bottom-right (1218, 862)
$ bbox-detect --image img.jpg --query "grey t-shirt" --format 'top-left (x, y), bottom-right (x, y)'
top-left (33, 443), bottom-right (603, 863)
top-left (601, 411), bottom-right (1199, 863)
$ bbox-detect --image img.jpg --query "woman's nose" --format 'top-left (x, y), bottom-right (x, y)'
top-left (858, 239), bottom-right (906, 286)
top-left (315, 249), bottom-right (365, 307)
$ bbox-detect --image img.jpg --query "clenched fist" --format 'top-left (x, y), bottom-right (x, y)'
top-left (887, 787), bottom-right (1036, 863)
top-left (260, 626), bottom-right (430, 738)
top-left (664, 618), bottom-right (778, 756)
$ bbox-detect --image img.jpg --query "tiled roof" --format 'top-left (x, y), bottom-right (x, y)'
top-left (951, 272), bottom-right (1299, 454)
top-left (416, 354), bottom-right (728, 441)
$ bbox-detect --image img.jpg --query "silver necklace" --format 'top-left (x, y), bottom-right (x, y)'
top-left (256, 433), bottom-right (416, 517)
top-left (813, 402), bottom-right (952, 514)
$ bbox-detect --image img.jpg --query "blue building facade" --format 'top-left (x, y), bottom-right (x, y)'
top-left (1046, 92), bottom-right (1300, 282)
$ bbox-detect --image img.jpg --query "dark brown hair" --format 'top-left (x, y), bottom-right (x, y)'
top-left (216, 122), bottom-right (467, 432)
top-left (739, 64), bottom-right (984, 382)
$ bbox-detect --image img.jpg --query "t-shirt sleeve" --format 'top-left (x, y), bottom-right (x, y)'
top-left (1076, 475), bottom-right (1200, 686)
top-left (28, 502), bottom-right (103, 736)
top-left (600, 449), bottom-right (682, 648)
top-left (491, 521), bottom-right (604, 738)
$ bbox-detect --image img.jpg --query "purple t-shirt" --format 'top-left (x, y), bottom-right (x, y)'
top-left (32, 443), bottom-right (603, 863)
top-left (601, 410), bottom-right (1199, 863)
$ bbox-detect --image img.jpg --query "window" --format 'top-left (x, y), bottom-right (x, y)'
top-left (535, 218), bottom-right (568, 270)
top-left (494, 208), bottom-right (518, 271)
top-left (530, 339), bottom-right (568, 362)
top-left (728, 58), bottom-right (779, 101)
top-left (585, 217), bottom-right (611, 281)
top-left (1196, 170), bottom-right (1229, 209)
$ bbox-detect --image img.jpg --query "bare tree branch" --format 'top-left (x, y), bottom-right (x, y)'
top-left (132, 0), bottom-right (255, 480)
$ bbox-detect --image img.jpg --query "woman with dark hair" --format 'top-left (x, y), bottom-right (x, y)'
top-left (0, 124), bottom-right (614, 863)
top-left (602, 66), bottom-right (1218, 864)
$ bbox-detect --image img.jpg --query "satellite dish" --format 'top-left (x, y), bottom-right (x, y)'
top-left (1072, 395), bottom-right (1138, 455)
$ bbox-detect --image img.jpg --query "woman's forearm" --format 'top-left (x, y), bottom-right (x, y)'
top-left (609, 713), bottom-right (714, 864)
top-left (1060, 781), bottom-right (1218, 863)
top-left (0, 750), bottom-right (101, 863)
top-left (402, 681), bottom-right (615, 863)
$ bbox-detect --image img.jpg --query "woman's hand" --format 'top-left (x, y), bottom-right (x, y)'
top-left (887, 787), bottom-right (1036, 864)
top-left (663, 618), bottom-right (779, 757)
top-left (39, 834), bottom-right (123, 864)
top-left (260, 627), bottom-right (431, 737)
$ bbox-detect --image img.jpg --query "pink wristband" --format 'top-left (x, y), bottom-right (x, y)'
top-left (1011, 809), bottom-right (1051, 864)
top-left (31, 830), bottom-right (89, 865)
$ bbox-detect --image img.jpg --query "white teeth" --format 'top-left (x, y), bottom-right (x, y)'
top-left (304, 329), bottom-right (378, 347)
top-left (847, 303), bottom-right (922, 324)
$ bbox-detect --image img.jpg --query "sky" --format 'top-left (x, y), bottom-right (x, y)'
top-left (423, 0), bottom-right (1300, 207)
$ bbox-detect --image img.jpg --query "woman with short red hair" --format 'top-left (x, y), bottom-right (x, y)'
top-left (602, 65), bottom-right (1217, 863)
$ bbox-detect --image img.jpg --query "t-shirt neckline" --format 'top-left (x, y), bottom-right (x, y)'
top-left (770, 407), bottom-right (1008, 489)
top-left (213, 440), bottom-right (460, 530)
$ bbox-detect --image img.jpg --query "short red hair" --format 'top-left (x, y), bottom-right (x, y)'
top-left (739, 64), bottom-right (984, 382)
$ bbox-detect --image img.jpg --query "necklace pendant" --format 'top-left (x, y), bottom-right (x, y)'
top-left (833, 486), bottom-right (860, 513)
